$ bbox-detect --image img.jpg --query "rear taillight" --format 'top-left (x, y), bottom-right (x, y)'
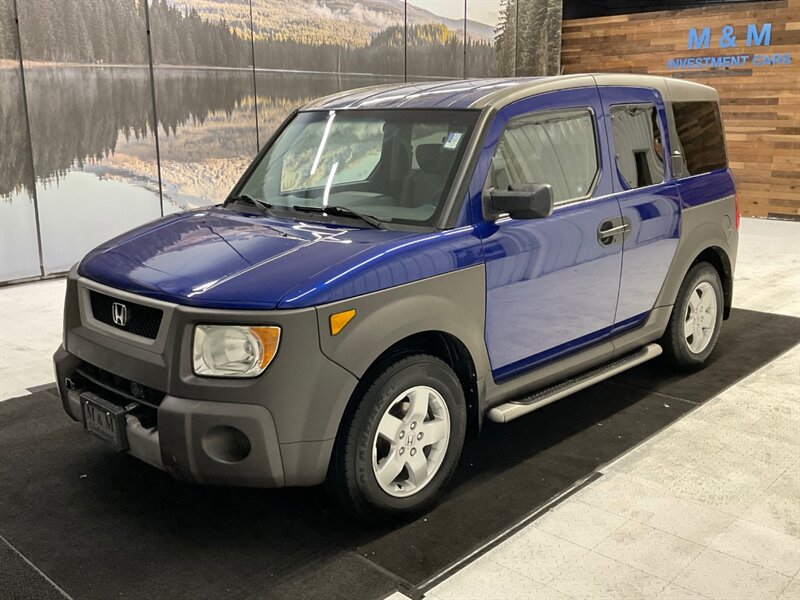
top-left (734, 193), bottom-right (741, 229)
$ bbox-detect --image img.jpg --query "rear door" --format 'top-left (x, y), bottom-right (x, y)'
top-left (599, 86), bottom-right (682, 329)
top-left (473, 86), bottom-right (624, 382)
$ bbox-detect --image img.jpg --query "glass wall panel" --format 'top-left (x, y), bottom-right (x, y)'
top-left (515, 0), bottom-right (562, 76)
top-left (491, 0), bottom-right (520, 76)
top-left (406, 1), bottom-right (468, 80)
top-left (3, 0), bottom-right (566, 285)
top-left (251, 0), bottom-right (404, 83)
top-left (0, 0), bottom-right (41, 281)
top-left (466, 0), bottom-right (508, 77)
top-left (16, 0), bottom-right (161, 275)
top-left (250, 1), bottom-right (404, 150)
top-left (254, 72), bottom-right (400, 156)
top-left (149, 0), bottom-right (258, 213)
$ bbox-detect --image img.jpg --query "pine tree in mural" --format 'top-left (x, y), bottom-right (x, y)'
top-left (13, 0), bottom-right (149, 64)
top-left (0, 0), bottom-right (17, 60)
top-left (495, 0), bottom-right (518, 76)
top-left (495, 0), bottom-right (562, 76)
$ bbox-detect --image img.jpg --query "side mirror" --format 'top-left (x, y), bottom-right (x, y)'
top-left (489, 183), bottom-right (554, 220)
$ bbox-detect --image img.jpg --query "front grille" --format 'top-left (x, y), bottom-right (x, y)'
top-left (75, 361), bottom-right (166, 409)
top-left (89, 290), bottom-right (163, 339)
top-left (74, 361), bottom-right (164, 428)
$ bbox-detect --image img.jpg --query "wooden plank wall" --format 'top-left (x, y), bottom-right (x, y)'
top-left (561, 0), bottom-right (799, 218)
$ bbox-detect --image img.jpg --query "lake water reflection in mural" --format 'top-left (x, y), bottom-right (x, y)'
top-left (0, 0), bottom-right (40, 281)
top-left (154, 69), bottom-right (258, 214)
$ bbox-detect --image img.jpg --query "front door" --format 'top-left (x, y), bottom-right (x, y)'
top-left (473, 87), bottom-right (624, 382)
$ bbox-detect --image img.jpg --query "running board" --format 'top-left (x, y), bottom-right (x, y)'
top-left (487, 343), bottom-right (663, 424)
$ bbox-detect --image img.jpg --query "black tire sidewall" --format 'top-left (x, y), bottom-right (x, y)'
top-left (346, 355), bottom-right (466, 519)
top-left (667, 262), bottom-right (724, 366)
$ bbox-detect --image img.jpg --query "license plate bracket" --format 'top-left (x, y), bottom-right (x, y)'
top-left (81, 392), bottom-right (129, 452)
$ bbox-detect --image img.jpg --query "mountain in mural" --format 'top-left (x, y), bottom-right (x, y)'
top-left (178, 0), bottom-right (496, 46)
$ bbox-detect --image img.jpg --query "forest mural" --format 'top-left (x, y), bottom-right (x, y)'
top-left (0, 0), bottom-right (562, 282)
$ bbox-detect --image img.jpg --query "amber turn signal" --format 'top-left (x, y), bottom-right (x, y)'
top-left (250, 326), bottom-right (281, 370)
top-left (329, 309), bottom-right (356, 336)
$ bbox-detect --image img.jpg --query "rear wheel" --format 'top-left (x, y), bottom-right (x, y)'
top-left (328, 354), bottom-right (466, 522)
top-left (662, 262), bottom-right (724, 368)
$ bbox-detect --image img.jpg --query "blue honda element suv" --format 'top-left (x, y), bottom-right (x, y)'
top-left (55, 74), bottom-right (738, 521)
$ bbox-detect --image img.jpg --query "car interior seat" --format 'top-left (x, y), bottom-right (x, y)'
top-left (401, 143), bottom-right (456, 207)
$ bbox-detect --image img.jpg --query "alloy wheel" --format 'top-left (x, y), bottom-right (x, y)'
top-left (371, 385), bottom-right (451, 498)
top-left (684, 281), bottom-right (718, 354)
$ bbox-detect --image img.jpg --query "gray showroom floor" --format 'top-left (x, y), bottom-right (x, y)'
top-left (1, 217), bottom-right (799, 600)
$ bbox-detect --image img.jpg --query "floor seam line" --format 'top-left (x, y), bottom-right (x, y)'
top-left (607, 380), bottom-right (699, 406)
top-left (590, 545), bottom-right (674, 586)
top-left (0, 533), bottom-right (74, 600)
top-left (351, 551), bottom-right (420, 600)
top-left (601, 509), bottom-right (729, 553)
top-left (416, 471), bottom-right (603, 594)
top-left (702, 524), bottom-right (799, 580)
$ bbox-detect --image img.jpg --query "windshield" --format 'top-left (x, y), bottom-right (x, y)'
top-left (236, 109), bottom-right (479, 227)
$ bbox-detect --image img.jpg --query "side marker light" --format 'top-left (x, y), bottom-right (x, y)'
top-left (330, 309), bottom-right (356, 336)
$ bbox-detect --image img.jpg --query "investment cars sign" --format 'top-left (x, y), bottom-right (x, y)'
top-left (667, 23), bottom-right (792, 70)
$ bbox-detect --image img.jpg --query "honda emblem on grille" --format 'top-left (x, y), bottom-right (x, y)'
top-left (111, 302), bottom-right (127, 327)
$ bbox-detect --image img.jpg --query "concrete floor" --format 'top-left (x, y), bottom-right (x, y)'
top-left (1, 218), bottom-right (799, 600)
top-left (0, 276), bottom-right (65, 401)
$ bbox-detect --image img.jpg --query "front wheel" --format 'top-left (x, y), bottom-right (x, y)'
top-left (327, 354), bottom-right (467, 523)
top-left (662, 262), bottom-right (724, 368)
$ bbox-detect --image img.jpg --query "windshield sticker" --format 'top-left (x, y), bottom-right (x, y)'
top-left (443, 132), bottom-right (462, 149)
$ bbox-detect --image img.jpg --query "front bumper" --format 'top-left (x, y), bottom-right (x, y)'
top-left (54, 271), bottom-right (359, 488)
top-left (56, 348), bottom-right (287, 486)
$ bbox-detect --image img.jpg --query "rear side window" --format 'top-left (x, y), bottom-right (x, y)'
top-left (610, 104), bottom-right (665, 189)
top-left (486, 109), bottom-right (598, 204)
top-left (672, 101), bottom-right (727, 176)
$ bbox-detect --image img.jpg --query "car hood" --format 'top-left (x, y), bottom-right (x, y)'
top-left (78, 207), bottom-right (413, 309)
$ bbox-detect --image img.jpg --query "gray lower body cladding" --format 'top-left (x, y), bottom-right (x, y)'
top-left (654, 195), bottom-right (738, 315)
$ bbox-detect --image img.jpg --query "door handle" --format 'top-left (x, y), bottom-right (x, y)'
top-left (597, 220), bottom-right (630, 246)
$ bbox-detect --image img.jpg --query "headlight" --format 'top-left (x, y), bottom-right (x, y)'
top-left (192, 325), bottom-right (280, 377)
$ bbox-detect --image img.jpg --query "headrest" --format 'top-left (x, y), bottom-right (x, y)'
top-left (415, 143), bottom-right (455, 175)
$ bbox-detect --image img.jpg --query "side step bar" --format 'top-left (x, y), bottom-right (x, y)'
top-left (487, 343), bottom-right (663, 424)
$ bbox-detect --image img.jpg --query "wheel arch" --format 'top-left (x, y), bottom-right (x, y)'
top-left (691, 246), bottom-right (734, 319)
top-left (655, 200), bottom-right (737, 321)
top-left (343, 330), bottom-right (482, 439)
top-left (317, 268), bottom-right (491, 451)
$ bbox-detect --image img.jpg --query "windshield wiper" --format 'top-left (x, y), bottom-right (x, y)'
top-left (291, 205), bottom-right (384, 229)
top-left (225, 193), bottom-right (274, 215)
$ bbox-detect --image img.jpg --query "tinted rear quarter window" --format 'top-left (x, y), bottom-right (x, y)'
top-left (672, 101), bottom-right (727, 176)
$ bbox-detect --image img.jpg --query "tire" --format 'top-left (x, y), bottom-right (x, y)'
top-left (327, 354), bottom-right (467, 523)
top-left (662, 261), bottom-right (724, 369)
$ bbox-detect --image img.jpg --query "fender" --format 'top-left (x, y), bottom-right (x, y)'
top-left (654, 195), bottom-right (737, 313)
top-left (315, 265), bottom-right (490, 384)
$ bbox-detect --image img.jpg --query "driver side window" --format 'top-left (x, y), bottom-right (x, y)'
top-left (485, 109), bottom-right (599, 205)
